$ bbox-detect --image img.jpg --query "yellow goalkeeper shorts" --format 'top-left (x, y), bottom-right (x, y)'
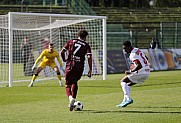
top-left (38, 61), bottom-right (57, 69)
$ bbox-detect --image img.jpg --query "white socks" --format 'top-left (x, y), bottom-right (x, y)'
top-left (69, 95), bottom-right (76, 104)
top-left (121, 81), bottom-right (131, 102)
top-left (69, 95), bottom-right (72, 101)
top-left (59, 80), bottom-right (63, 87)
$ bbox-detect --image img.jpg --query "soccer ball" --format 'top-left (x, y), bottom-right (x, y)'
top-left (74, 101), bottom-right (83, 111)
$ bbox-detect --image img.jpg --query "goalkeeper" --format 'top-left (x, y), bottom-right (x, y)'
top-left (28, 43), bottom-right (64, 87)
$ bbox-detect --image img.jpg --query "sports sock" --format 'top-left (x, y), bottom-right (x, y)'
top-left (69, 95), bottom-right (72, 101)
top-left (31, 74), bottom-right (37, 82)
top-left (57, 75), bottom-right (62, 81)
top-left (128, 86), bottom-right (131, 99)
top-left (121, 81), bottom-right (131, 101)
top-left (72, 83), bottom-right (78, 99)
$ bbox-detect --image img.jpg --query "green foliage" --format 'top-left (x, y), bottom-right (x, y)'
top-left (0, 70), bottom-right (181, 123)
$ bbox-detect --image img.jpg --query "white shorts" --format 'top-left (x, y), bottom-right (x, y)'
top-left (127, 66), bottom-right (150, 84)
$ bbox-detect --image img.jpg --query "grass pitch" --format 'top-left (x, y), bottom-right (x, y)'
top-left (0, 70), bottom-right (181, 123)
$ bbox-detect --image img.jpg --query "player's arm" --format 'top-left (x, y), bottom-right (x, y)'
top-left (131, 59), bottom-right (142, 72)
top-left (35, 51), bottom-right (45, 64)
top-left (32, 50), bottom-right (44, 70)
top-left (87, 53), bottom-right (92, 78)
top-left (125, 59), bottom-right (142, 74)
top-left (61, 40), bottom-right (70, 62)
top-left (60, 48), bottom-right (67, 62)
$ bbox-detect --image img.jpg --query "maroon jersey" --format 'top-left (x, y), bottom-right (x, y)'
top-left (63, 39), bottom-right (92, 84)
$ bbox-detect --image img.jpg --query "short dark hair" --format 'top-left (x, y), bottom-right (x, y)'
top-left (78, 29), bottom-right (88, 38)
top-left (49, 42), bottom-right (54, 46)
top-left (123, 41), bottom-right (132, 47)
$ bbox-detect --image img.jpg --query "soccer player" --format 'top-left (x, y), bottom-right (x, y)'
top-left (60, 29), bottom-right (92, 111)
top-left (116, 41), bottom-right (150, 107)
top-left (28, 43), bottom-right (64, 87)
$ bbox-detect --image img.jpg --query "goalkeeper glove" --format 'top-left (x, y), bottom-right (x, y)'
top-left (32, 63), bottom-right (36, 70)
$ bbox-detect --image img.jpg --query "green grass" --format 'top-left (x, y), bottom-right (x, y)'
top-left (0, 70), bottom-right (181, 123)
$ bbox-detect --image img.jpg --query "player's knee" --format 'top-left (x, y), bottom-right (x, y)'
top-left (120, 81), bottom-right (126, 86)
top-left (57, 72), bottom-right (60, 75)
top-left (66, 85), bottom-right (71, 88)
top-left (120, 80), bottom-right (123, 84)
top-left (72, 83), bottom-right (78, 88)
top-left (128, 82), bottom-right (136, 86)
top-left (34, 73), bottom-right (38, 76)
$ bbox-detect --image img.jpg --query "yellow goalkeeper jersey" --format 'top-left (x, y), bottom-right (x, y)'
top-left (35, 49), bottom-right (63, 66)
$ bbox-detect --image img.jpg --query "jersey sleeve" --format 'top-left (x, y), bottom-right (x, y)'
top-left (35, 50), bottom-right (45, 64)
top-left (86, 45), bottom-right (92, 55)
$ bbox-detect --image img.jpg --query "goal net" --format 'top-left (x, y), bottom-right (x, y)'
top-left (0, 12), bottom-right (107, 87)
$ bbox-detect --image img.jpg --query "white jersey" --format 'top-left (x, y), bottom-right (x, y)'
top-left (129, 48), bottom-right (149, 67)
top-left (128, 48), bottom-right (150, 84)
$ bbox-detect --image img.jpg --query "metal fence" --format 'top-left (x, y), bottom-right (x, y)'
top-left (107, 22), bottom-right (181, 50)
top-left (0, 0), bottom-right (67, 6)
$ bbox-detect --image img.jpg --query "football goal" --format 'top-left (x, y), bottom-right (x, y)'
top-left (0, 12), bottom-right (107, 87)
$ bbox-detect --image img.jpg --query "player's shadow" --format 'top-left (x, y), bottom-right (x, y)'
top-left (80, 85), bottom-right (120, 88)
top-left (135, 81), bottom-right (181, 87)
top-left (82, 109), bottom-right (181, 114)
top-left (80, 81), bottom-right (181, 88)
top-left (135, 106), bottom-right (181, 109)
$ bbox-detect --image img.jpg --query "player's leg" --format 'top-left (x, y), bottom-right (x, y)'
top-left (66, 84), bottom-right (75, 111)
top-left (66, 82), bottom-right (78, 110)
top-left (116, 76), bottom-right (133, 107)
top-left (121, 76), bottom-right (133, 101)
top-left (28, 67), bottom-right (43, 87)
top-left (72, 83), bottom-right (78, 99)
top-left (65, 71), bottom-right (77, 111)
top-left (116, 69), bottom-right (150, 107)
top-left (65, 72), bottom-right (72, 98)
top-left (71, 67), bottom-right (83, 100)
top-left (28, 62), bottom-right (45, 87)
top-left (52, 65), bottom-right (63, 87)
top-left (67, 83), bottom-right (78, 111)
top-left (66, 67), bottom-right (83, 111)
top-left (66, 85), bottom-right (72, 97)
top-left (71, 69), bottom-right (82, 100)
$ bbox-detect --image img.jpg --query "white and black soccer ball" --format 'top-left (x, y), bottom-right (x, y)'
top-left (74, 101), bottom-right (83, 111)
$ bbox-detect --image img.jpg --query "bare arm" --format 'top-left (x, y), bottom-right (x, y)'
top-left (87, 54), bottom-right (92, 78)
top-left (60, 48), bottom-right (66, 62)
top-left (56, 52), bottom-right (65, 73)
top-left (125, 60), bottom-right (142, 74)
top-left (32, 50), bottom-right (44, 70)
top-left (131, 60), bottom-right (142, 72)
top-left (34, 51), bottom-right (44, 65)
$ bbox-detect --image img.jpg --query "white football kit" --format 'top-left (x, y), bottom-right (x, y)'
top-left (127, 48), bottom-right (150, 84)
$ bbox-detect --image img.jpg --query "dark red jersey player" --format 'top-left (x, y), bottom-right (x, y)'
top-left (60, 29), bottom-right (92, 111)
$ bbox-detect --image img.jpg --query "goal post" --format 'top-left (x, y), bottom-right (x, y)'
top-left (0, 12), bottom-right (107, 87)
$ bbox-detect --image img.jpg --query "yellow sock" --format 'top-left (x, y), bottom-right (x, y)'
top-left (31, 75), bottom-right (37, 82)
top-left (57, 75), bottom-right (62, 81)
